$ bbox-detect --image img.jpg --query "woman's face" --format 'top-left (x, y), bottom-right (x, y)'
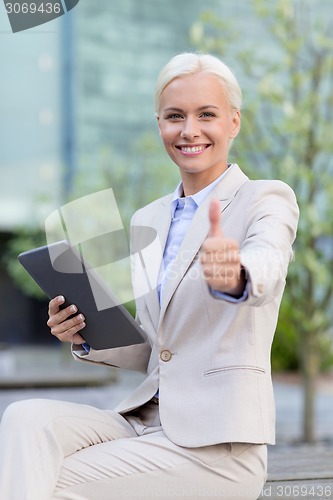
top-left (157, 72), bottom-right (240, 190)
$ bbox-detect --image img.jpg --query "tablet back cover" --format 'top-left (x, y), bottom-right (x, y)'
top-left (18, 241), bottom-right (146, 350)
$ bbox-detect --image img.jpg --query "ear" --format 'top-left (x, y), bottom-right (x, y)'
top-left (229, 110), bottom-right (241, 139)
top-left (156, 115), bottom-right (162, 136)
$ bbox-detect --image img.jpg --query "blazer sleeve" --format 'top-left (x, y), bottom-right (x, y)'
top-left (239, 179), bottom-right (299, 307)
top-left (71, 339), bottom-right (151, 373)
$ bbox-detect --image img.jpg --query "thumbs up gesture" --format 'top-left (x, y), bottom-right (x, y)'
top-left (200, 199), bottom-right (245, 296)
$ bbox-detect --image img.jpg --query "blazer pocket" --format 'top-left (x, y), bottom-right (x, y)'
top-left (204, 365), bottom-right (266, 376)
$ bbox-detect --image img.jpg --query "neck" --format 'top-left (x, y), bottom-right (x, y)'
top-left (181, 165), bottom-right (228, 196)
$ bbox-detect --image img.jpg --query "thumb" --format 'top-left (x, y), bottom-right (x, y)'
top-left (208, 199), bottom-right (223, 238)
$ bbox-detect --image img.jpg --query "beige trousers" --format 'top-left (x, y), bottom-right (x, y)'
top-left (0, 398), bottom-right (267, 500)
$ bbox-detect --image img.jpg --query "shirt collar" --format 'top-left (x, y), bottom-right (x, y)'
top-left (170, 164), bottom-right (233, 218)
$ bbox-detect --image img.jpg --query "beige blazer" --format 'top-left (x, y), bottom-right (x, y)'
top-left (74, 164), bottom-right (299, 448)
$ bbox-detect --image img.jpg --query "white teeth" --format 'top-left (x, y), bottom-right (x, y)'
top-left (180, 146), bottom-right (205, 153)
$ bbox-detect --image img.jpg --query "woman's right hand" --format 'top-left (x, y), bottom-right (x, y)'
top-left (47, 295), bottom-right (86, 345)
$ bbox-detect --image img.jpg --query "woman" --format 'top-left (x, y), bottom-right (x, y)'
top-left (0, 52), bottom-right (299, 499)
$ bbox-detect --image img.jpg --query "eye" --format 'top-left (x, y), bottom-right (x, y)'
top-left (165, 113), bottom-right (184, 120)
top-left (200, 111), bottom-right (216, 118)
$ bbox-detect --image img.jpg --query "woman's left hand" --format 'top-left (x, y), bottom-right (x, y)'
top-left (200, 199), bottom-right (245, 297)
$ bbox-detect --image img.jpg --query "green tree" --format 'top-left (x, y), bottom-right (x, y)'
top-left (191, 0), bottom-right (333, 442)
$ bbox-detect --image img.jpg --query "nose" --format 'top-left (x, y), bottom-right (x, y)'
top-left (180, 116), bottom-right (200, 140)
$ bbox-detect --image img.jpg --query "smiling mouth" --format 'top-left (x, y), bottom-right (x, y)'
top-left (176, 144), bottom-right (210, 155)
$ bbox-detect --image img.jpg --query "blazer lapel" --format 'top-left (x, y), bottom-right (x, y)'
top-left (137, 194), bottom-right (173, 330)
top-left (158, 164), bottom-right (249, 328)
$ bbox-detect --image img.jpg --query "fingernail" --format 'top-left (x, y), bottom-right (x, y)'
top-left (78, 314), bottom-right (85, 321)
top-left (58, 296), bottom-right (65, 303)
top-left (70, 305), bottom-right (77, 313)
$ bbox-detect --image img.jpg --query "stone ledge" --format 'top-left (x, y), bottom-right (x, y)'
top-left (0, 345), bottom-right (117, 388)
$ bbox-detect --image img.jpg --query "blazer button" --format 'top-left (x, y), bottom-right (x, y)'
top-left (160, 350), bottom-right (172, 362)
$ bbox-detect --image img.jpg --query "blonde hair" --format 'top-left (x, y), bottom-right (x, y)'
top-left (154, 52), bottom-right (242, 115)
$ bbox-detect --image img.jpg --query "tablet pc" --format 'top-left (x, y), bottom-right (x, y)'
top-left (18, 240), bottom-right (146, 350)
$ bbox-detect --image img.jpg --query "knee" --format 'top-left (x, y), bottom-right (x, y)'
top-left (1, 399), bottom-right (53, 431)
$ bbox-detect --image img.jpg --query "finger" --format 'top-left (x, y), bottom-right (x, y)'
top-left (200, 246), bottom-right (239, 263)
top-left (47, 304), bottom-right (78, 328)
top-left (50, 315), bottom-right (86, 340)
top-left (48, 311), bottom-right (84, 333)
top-left (202, 264), bottom-right (241, 291)
top-left (48, 295), bottom-right (65, 316)
top-left (53, 326), bottom-right (86, 344)
top-left (56, 322), bottom-right (86, 343)
top-left (208, 199), bottom-right (223, 238)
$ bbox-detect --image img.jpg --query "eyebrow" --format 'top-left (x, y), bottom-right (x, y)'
top-left (163, 105), bottom-right (219, 112)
